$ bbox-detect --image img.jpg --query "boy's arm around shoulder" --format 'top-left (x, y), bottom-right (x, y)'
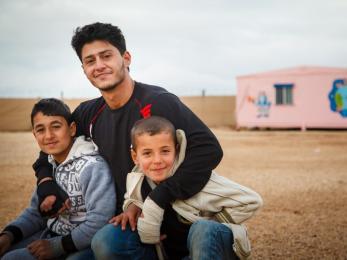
top-left (57, 156), bottom-right (116, 254)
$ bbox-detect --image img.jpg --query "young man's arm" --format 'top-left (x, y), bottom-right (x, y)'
top-left (149, 93), bottom-right (223, 208)
top-left (33, 152), bottom-right (70, 216)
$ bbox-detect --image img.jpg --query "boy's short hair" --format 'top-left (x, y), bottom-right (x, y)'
top-left (131, 116), bottom-right (177, 150)
top-left (71, 22), bottom-right (127, 61)
top-left (31, 98), bottom-right (72, 126)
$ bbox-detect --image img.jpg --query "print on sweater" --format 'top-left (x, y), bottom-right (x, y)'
top-left (47, 157), bottom-right (90, 235)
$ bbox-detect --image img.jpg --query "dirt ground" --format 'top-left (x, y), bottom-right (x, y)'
top-left (0, 130), bottom-right (346, 259)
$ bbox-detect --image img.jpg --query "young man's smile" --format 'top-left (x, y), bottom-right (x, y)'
top-left (81, 40), bottom-right (131, 92)
top-left (95, 71), bottom-right (112, 78)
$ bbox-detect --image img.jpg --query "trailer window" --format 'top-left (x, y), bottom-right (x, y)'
top-left (274, 84), bottom-right (293, 105)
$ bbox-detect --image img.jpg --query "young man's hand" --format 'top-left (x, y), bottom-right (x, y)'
top-left (39, 196), bottom-right (70, 217)
top-left (109, 203), bottom-right (141, 231)
top-left (37, 179), bottom-right (71, 217)
top-left (27, 239), bottom-right (54, 260)
top-left (0, 234), bottom-right (12, 256)
top-left (40, 195), bottom-right (56, 213)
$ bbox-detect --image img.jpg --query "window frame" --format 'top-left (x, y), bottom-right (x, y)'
top-left (274, 84), bottom-right (294, 105)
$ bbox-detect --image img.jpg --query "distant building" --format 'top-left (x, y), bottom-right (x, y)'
top-left (236, 66), bottom-right (347, 130)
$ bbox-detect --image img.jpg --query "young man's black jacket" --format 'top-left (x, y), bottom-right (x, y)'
top-left (34, 82), bottom-right (223, 214)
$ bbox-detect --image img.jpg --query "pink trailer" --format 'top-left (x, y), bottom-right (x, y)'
top-left (236, 66), bottom-right (347, 130)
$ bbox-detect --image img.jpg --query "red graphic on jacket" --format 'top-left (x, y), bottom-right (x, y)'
top-left (140, 104), bottom-right (152, 118)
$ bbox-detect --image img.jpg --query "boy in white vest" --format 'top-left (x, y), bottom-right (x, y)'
top-left (113, 116), bottom-right (263, 260)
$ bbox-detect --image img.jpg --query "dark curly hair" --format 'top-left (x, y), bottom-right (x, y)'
top-left (31, 98), bottom-right (72, 127)
top-left (71, 22), bottom-right (127, 61)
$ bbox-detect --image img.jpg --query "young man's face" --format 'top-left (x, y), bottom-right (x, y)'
top-left (32, 112), bottom-right (76, 163)
top-left (81, 40), bottom-right (131, 92)
top-left (131, 132), bottom-right (176, 184)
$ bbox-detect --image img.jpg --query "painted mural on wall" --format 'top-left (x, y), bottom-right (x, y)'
top-left (248, 91), bottom-right (271, 117)
top-left (329, 79), bottom-right (347, 117)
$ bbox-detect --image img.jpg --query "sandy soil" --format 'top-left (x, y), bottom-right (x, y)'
top-left (0, 130), bottom-right (346, 259)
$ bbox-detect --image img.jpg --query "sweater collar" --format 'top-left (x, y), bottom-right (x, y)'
top-left (48, 136), bottom-right (98, 167)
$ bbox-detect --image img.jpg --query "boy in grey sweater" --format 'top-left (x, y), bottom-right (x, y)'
top-left (0, 98), bottom-right (115, 260)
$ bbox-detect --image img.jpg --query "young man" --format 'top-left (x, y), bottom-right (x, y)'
top-left (33, 22), bottom-right (224, 258)
top-left (115, 116), bottom-right (262, 259)
top-left (0, 98), bottom-right (115, 260)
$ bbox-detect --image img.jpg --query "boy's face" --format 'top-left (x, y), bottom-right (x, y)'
top-left (131, 132), bottom-right (176, 184)
top-left (32, 112), bottom-right (76, 163)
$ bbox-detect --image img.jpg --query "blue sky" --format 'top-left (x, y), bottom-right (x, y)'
top-left (1, 0), bottom-right (346, 98)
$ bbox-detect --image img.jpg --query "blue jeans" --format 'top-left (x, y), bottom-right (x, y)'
top-left (187, 220), bottom-right (239, 260)
top-left (2, 230), bottom-right (94, 260)
top-left (91, 224), bottom-right (157, 260)
top-left (92, 220), bottom-right (238, 260)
